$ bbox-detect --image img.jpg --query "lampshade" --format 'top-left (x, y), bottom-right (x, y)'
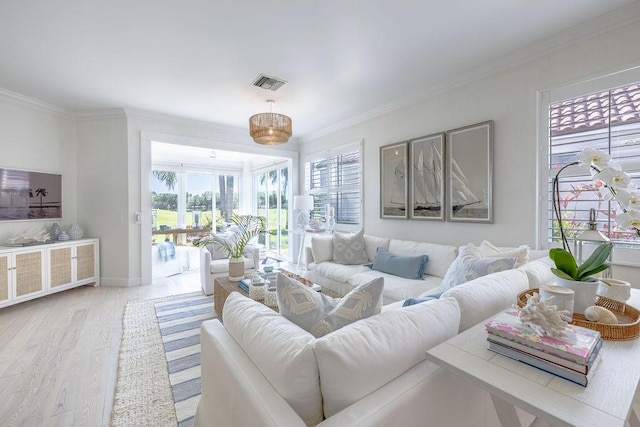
top-left (249, 100), bottom-right (292, 145)
top-left (293, 195), bottom-right (314, 211)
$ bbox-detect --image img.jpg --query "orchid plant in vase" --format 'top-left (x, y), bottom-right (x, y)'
top-left (553, 148), bottom-right (640, 252)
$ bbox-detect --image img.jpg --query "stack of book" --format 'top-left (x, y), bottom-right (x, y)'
top-left (238, 278), bottom-right (251, 293)
top-left (485, 308), bottom-right (603, 386)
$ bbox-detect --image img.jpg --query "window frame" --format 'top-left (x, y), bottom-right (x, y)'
top-left (302, 140), bottom-right (364, 233)
top-left (537, 67), bottom-right (640, 268)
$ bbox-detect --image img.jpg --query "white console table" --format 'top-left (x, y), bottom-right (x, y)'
top-left (0, 238), bottom-right (100, 308)
top-left (426, 289), bottom-right (640, 427)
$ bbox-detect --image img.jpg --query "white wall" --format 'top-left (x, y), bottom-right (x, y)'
top-left (76, 111), bottom-right (130, 285)
top-left (0, 92), bottom-right (77, 243)
top-left (299, 20), bottom-right (640, 283)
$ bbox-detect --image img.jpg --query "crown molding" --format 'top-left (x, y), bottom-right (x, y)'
top-left (74, 108), bottom-right (128, 121)
top-left (302, 2), bottom-right (640, 143)
top-left (0, 86), bottom-right (74, 119)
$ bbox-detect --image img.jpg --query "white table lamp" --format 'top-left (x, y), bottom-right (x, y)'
top-left (293, 195), bottom-right (314, 230)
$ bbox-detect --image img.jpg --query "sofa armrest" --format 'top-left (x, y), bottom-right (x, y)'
top-left (318, 359), bottom-right (518, 426)
top-left (200, 247), bottom-right (213, 294)
top-left (243, 244), bottom-right (260, 268)
top-left (194, 320), bottom-right (306, 427)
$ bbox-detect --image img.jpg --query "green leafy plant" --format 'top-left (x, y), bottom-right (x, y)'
top-left (197, 214), bottom-right (265, 259)
top-left (549, 244), bottom-right (612, 282)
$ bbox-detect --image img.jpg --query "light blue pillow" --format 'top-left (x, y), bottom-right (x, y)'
top-left (440, 243), bottom-right (517, 291)
top-left (371, 248), bottom-right (428, 280)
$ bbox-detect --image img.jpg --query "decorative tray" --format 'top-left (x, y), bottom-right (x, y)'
top-left (518, 288), bottom-right (640, 341)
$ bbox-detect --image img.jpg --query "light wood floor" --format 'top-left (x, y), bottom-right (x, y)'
top-left (0, 271), bottom-right (201, 427)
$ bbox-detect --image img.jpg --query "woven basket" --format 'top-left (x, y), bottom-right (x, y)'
top-left (518, 289), bottom-right (640, 341)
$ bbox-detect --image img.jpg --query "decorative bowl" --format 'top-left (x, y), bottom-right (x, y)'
top-left (263, 265), bottom-right (274, 273)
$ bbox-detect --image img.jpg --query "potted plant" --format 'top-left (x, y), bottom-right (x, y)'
top-left (549, 244), bottom-right (612, 313)
top-left (198, 214), bottom-right (265, 281)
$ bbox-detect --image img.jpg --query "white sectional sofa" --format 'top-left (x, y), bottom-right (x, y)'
top-left (304, 234), bottom-right (459, 304)
top-left (194, 249), bottom-right (557, 426)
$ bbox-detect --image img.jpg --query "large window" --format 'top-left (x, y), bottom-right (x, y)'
top-left (255, 163), bottom-right (289, 258)
top-left (545, 83), bottom-right (640, 246)
top-left (304, 141), bottom-right (362, 230)
top-left (152, 168), bottom-right (239, 243)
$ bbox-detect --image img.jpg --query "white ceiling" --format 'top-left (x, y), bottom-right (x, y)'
top-left (0, 0), bottom-right (638, 140)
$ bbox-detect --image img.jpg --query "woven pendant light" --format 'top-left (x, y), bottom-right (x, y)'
top-left (249, 100), bottom-right (292, 145)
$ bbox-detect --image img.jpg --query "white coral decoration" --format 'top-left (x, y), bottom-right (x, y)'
top-left (516, 292), bottom-right (572, 338)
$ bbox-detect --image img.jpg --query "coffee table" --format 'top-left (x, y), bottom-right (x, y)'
top-left (425, 289), bottom-right (640, 427)
top-left (213, 276), bottom-right (277, 317)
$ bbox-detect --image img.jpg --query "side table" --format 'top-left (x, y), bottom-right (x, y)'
top-left (425, 289), bottom-right (640, 427)
top-left (214, 276), bottom-right (278, 317)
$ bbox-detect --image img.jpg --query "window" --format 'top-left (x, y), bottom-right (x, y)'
top-left (546, 83), bottom-right (640, 245)
top-left (304, 141), bottom-right (362, 230)
top-left (255, 163), bottom-right (289, 258)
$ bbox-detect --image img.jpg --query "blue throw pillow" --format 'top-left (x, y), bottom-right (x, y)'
top-left (403, 296), bottom-right (437, 307)
top-left (371, 248), bottom-right (428, 280)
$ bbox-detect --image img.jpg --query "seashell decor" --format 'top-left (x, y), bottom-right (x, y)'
top-left (584, 306), bottom-right (618, 324)
top-left (516, 292), bottom-right (572, 338)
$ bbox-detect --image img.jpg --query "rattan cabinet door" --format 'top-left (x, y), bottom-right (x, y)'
top-left (75, 242), bottom-right (96, 282)
top-left (48, 245), bottom-right (73, 289)
top-left (13, 249), bottom-right (45, 298)
top-left (0, 253), bottom-right (10, 303)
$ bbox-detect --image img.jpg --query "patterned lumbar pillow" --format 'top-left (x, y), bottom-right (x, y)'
top-left (276, 273), bottom-right (384, 338)
top-left (439, 243), bottom-right (517, 291)
top-left (332, 228), bottom-right (369, 265)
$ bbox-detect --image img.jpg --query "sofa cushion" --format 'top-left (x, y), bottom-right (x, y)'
top-left (222, 292), bottom-right (323, 425)
top-left (479, 240), bottom-right (530, 268)
top-left (311, 235), bottom-right (333, 263)
top-left (309, 262), bottom-right (371, 284)
top-left (371, 248), bottom-right (428, 280)
top-left (332, 229), bottom-right (369, 265)
top-left (276, 273), bottom-right (384, 338)
top-left (206, 243), bottom-right (229, 260)
top-left (313, 297), bottom-right (460, 418)
top-left (364, 235), bottom-right (391, 262)
top-left (441, 269), bottom-right (529, 332)
top-left (387, 240), bottom-right (458, 278)
top-left (440, 243), bottom-right (517, 291)
top-left (348, 270), bottom-right (442, 303)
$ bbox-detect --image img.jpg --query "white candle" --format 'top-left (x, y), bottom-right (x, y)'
top-left (540, 285), bottom-right (575, 318)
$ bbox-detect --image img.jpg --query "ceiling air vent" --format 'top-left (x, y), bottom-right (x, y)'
top-left (251, 74), bottom-right (286, 91)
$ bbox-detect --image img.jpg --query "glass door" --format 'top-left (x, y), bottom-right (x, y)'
top-left (255, 164), bottom-right (289, 259)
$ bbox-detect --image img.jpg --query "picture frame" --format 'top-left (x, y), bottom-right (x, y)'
top-left (409, 132), bottom-right (445, 221)
top-left (0, 168), bottom-right (62, 221)
top-left (445, 121), bottom-right (493, 223)
top-left (380, 141), bottom-right (408, 219)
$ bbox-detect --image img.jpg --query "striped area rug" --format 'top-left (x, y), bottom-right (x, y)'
top-left (155, 294), bottom-right (216, 427)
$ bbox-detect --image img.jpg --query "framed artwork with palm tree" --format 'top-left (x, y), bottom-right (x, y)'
top-left (0, 168), bottom-right (62, 220)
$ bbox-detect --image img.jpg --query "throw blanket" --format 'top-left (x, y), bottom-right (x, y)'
top-left (157, 241), bottom-right (176, 262)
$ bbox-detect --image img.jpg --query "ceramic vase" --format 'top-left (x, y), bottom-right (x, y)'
top-left (57, 231), bottom-right (70, 241)
top-left (228, 256), bottom-right (245, 282)
top-left (50, 223), bottom-right (61, 241)
top-left (68, 224), bottom-right (83, 240)
top-left (554, 277), bottom-right (600, 314)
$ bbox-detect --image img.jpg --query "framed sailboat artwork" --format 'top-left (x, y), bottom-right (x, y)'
top-left (445, 121), bottom-right (493, 223)
top-left (380, 141), bottom-right (408, 219)
top-left (409, 133), bottom-right (445, 221)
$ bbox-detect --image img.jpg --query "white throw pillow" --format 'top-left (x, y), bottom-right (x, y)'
top-left (479, 240), bottom-right (530, 268)
top-left (313, 297), bottom-right (460, 418)
top-left (440, 243), bottom-right (517, 291)
top-left (311, 235), bottom-right (333, 263)
top-left (363, 235), bottom-right (391, 262)
top-left (276, 272), bottom-right (383, 338)
top-left (222, 292), bottom-right (323, 426)
top-left (332, 228), bottom-right (369, 265)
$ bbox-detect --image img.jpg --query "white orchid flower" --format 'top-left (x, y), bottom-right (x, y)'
top-left (594, 167), bottom-right (632, 190)
top-left (615, 210), bottom-right (640, 230)
top-left (577, 148), bottom-right (610, 168)
top-left (616, 190), bottom-right (640, 211)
